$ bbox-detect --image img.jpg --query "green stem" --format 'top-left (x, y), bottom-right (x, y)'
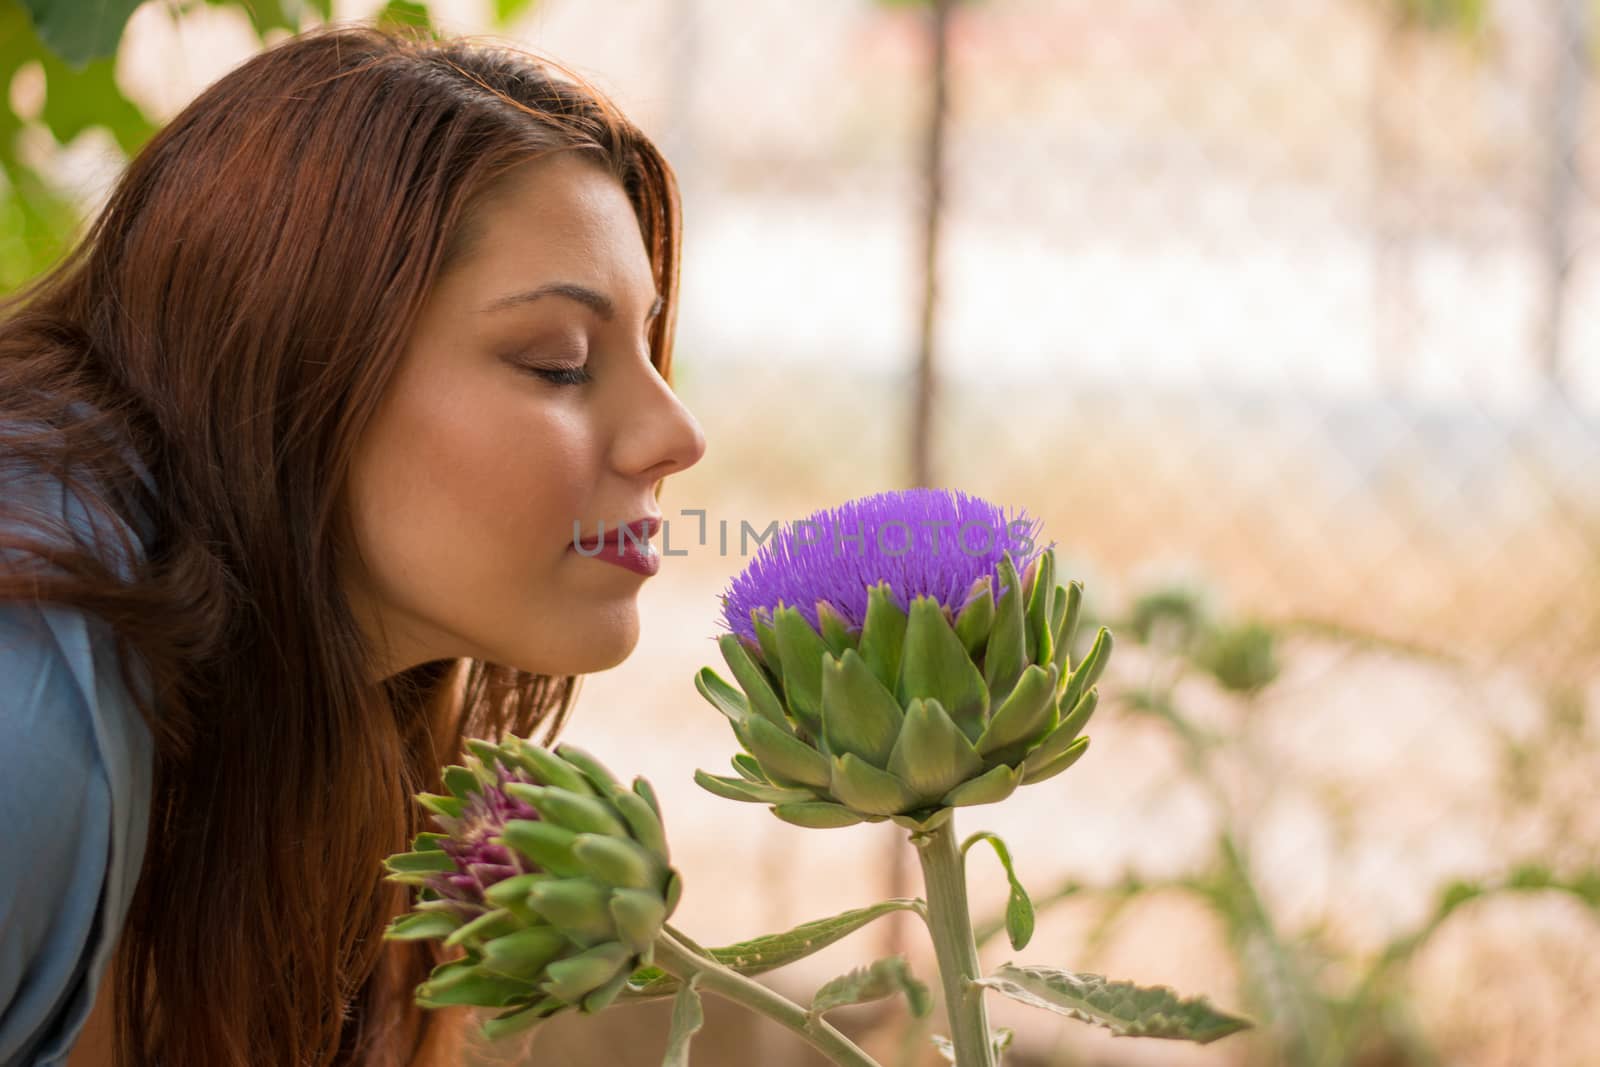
top-left (650, 928), bottom-right (883, 1067)
top-left (912, 818), bottom-right (996, 1067)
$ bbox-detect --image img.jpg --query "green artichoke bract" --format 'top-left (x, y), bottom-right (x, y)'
top-left (694, 488), bottom-right (1113, 830)
top-left (381, 737), bottom-right (681, 1039)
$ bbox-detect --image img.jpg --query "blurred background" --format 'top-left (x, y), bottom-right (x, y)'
top-left (4, 0), bottom-right (1598, 1063)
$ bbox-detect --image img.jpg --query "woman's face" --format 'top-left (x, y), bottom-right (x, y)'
top-left (343, 152), bottom-right (706, 683)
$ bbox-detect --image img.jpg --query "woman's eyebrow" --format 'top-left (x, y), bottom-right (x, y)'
top-left (479, 281), bottom-right (664, 324)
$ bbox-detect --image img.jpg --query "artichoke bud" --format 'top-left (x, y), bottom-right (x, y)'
top-left (698, 502), bottom-right (1116, 828)
top-left (381, 738), bottom-right (681, 1036)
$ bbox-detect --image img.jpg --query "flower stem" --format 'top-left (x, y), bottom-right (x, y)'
top-left (912, 818), bottom-right (996, 1067)
top-left (649, 928), bottom-right (883, 1067)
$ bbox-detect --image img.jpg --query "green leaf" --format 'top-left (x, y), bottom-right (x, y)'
top-left (609, 888), bottom-right (667, 954)
top-left (1060, 627), bottom-right (1113, 716)
top-left (613, 788), bottom-right (671, 862)
top-left (1020, 735), bottom-right (1090, 786)
top-left (743, 714), bottom-right (832, 789)
top-left (480, 925), bottom-right (568, 981)
top-left (509, 739), bottom-right (597, 795)
top-left (1024, 549), bottom-right (1056, 667)
top-left (828, 752), bottom-right (921, 816)
top-left (718, 632), bottom-right (790, 730)
top-left (857, 582), bottom-right (908, 692)
top-left (571, 833), bottom-right (662, 891)
top-left (443, 907), bottom-right (523, 950)
top-left (553, 743), bottom-right (626, 795)
top-left (443, 764), bottom-right (481, 800)
top-left (499, 819), bottom-right (586, 878)
top-left (1052, 581), bottom-right (1083, 679)
top-left (821, 647), bottom-right (905, 766)
top-left (694, 666), bottom-right (750, 725)
top-left (810, 955), bottom-right (931, 1018)
top-left (623, 899), bottom-right (923, 997)
top-left (1052, 686), bottom-right (1099, 750)
top-left (383, 849), bottom-right (457, 874)
top-left (417, 969), bottom-right (534, 1008)
top-left (731, 753), bottom-right (767, 782)
top-left (887, 697), bottom-right (985, 805)
top-left (526, 878), bottom-right (618, 946)
top-left (938, 762), bottom-right (1019, 808)
top-left (773, 605), bottom-right (831, 737)
top-left (961, 832), bottom-right (1034, 950)
top-left (508, 785), bottom-right (630, 838)
top-left (896, 596), bottom-right (989, 738)
top-left (751, 610), bottom-right (785, 686)
top-left (662, 974), bottom-right (704, 1067)
top-left (953, 574), bottom-right (995, 658)
top-left (771, 800), bottom-right (868, 829)
top-left (984, 553), bottom-right (1029, 705)
top-left (478, 996), bottom-right (562, 1041)
top-left (975, 663), bottom-right (1059, 759)
top-left (416, 791), bottom-right (464, 819)
top-left (816, 600), bottom-right (857, 657)
top-left (694, 769), bottom-right (817, 805)
top-left (18, 0), bottom-right (141, 70)
top-left (383, 911), bottom-right (460, 941)
top-left (973, 963), bottom-right (1254, 1044)
top-left (541, 941), bottom-right (632, 1005)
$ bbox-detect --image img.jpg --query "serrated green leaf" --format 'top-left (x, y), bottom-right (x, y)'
top-left (622, 899), bottom-right (923, 998)
top-left (810, 955), bottom-right (931, 1018)
top-left (961, 832), bottom-right (1034, 950)
top-left (662, 974), bottom-right (704, 1067)
top-left (973, 964), bottom-right (1253, 1044)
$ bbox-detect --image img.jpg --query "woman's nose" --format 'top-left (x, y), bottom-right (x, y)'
top-left (615, 368), bottom-right (707, 483)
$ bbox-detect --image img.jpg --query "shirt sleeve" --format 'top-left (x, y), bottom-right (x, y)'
top-left (0, 600), bottom-right (116, 1067)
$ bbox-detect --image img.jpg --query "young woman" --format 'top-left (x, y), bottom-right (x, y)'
top-left (0, 21), bottom-right (706, 1066)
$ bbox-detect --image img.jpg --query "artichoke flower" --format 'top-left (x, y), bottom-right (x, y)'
top-left (381, 738), bottom-right (681, 1039)
top-left (693, 488), bottom-right (1113, 831)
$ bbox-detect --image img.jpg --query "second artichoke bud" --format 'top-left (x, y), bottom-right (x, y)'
top-left (381, 737), bottom-right (681, 1039)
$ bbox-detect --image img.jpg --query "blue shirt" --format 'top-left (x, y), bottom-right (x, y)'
top-left (0, 414), bottom-right (156, 1066)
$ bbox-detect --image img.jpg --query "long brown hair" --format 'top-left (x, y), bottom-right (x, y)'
top-left (0, 20), bottom-right (682, 1066)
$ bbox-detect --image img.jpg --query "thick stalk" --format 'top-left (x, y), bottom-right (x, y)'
top-left (649, 928), bottom-right (882, 1067)
top-left (912, 819), bottom-right (995, 1067)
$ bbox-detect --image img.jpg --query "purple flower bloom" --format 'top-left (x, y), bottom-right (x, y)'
top-left (426, 766), bottom-right (542, 905)
top-left (717, 488), bottom-right (1052, 646)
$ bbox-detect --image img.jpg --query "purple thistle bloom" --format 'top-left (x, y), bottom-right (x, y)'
top-left (425, 765), bottom-right (542, 906)
top-left (717, 488), bottom-right (1053, 646)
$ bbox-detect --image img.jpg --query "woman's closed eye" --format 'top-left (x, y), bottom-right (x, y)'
top-left (517, 361), bottom-right (593, 386)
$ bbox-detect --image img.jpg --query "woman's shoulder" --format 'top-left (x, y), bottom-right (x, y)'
top-left (0, 399), bottom-right (157, 1065)
top-left (0, 597), bottom-right (155, 1066)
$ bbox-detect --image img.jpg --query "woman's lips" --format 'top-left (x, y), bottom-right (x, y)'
top-left (568, 518), bottom-right (662, 577)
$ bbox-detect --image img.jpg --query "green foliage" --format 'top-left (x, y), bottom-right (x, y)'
top-left (809, 956), bottom-right (931, 1019)
top-left (974, 964), bottom-right (1254, 1044)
